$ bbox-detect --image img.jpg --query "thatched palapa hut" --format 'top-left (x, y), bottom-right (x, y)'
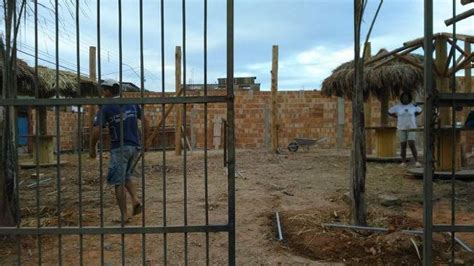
top-left (1, 57), bottom-right (98, 165)
top-left (1, 58), bottom-right (97, 98)
top-left (321, 48), bottom-right (424, 158)
top-left (321, 48), bottom-right (423, 105)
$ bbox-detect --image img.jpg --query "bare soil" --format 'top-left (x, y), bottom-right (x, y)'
top-left (2, 148), bottom-right (474, 264)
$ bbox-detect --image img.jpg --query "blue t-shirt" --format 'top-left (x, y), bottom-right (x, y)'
top-left (94, 104), bottom-right (142, 150)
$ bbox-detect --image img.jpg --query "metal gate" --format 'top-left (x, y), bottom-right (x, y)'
top-left (0, 0), bottom-right (235, 264)
top-left (423, 0), bottom-right (473, 265)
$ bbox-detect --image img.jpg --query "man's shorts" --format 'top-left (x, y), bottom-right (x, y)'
top-left (107, 145), bottom-right (140, 185)
top-left (398, 130), bottom-right (416, 142)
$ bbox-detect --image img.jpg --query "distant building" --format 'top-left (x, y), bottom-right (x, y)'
top-left (217, 77), bottom-right (260, 91)
top-left (185, 77), bottom-right (260, 91)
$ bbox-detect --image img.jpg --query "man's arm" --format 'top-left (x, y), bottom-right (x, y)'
top-left (89, 126), bottom-right (100, 158)
top-left (414, 104), bottom-right (423, 117)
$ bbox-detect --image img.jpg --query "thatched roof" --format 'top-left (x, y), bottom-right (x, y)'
top-left (0, 57), bottom-right (39, 96)
top-left (1, 57), bottom-right (97, 98)
top-left (321, 49), bottom-right (423, 100)
top-left (37, 66), bottom-right (97, 98)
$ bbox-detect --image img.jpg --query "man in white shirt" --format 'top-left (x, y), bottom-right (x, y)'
top-left (389, 92), bottom-right (422, 167)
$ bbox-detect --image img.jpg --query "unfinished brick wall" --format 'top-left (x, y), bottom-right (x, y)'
top-left (30, 109), bottom-right (80, 151)
top-left (37, 79), bottom-right (474, 152)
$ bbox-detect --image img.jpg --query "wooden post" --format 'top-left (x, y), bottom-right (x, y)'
top-left (380, 94), bottom-right (389, 126)
top-left (336, 97), bottom-right (345, 148)
top-left (363, 42), bottom-right (372, 154)
top-left (271, 45), bottom-right (279, 153)
top-left (435, 36), bottom-right (450, 126)
top-left (465, 41), bottom-right (472, 93)
top-left (89, 46), bottom-right (97, 81)
top-left (175, 46), bottom-right (182, 156)
top-left (351, 0), bottom-right (367, 226)
top-left (88, 46), bottom-right (97, 152)
top-left (363, 42), bottom-right (371, 121)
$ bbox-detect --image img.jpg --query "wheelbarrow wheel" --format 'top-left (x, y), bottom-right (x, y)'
top-left (288, 141), bottom-right (299, 152)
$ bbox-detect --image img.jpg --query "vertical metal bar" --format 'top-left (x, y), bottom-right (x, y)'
top-left (139, 0), bottom-right (146, 263)
top-left (182, 0), bottom-right (188, 264)
top-left (226, 0), bottom-right (236, 264)
top-left (223, 120), bottom-right (227, 168)
top-left (96, 0), bottom-right (105, 265)
top-left (160, 0), bottom-right (168, 263)
top-left (450, 0), bottom-right (457, 262)
top-left (75, 1), bottom-right (84, 264)
top-left (54, 0), bottom-right (62, 264)
top-left (12, 3), bottom-right (21, 265)
top-left (423, 0), bottom-right (434, 264)
top-left (203, 0), bottom-right (210, 264)
top-left (118, 0), bottom-right (126, 264)
top-left (33, 0), bottom-right (42, 264)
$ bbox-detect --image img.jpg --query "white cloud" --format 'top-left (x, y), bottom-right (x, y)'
top-left (243, 45), bottom-right (354, 90)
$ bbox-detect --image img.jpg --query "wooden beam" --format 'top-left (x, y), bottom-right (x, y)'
top-left (175, 46), bottom-right (182, 156)
top-left (363, 42), bottom-right (372, 127)
top-left (461, 0), bottom-right (474, 5)
top-left (89, 46), bottom-right (97, 81)
top-left (446, 37), bottom-right (470, 57)
top-left (466, 41), bottom-right (472, 93)
top-left (363, 43), bottom-right (373, 154)
top-left (435, 35), bottom-right (451, 126)
top-left (450, 53), bottom-right (474, 76)
top-left (365, 41), bottom-right (421, 66)
top-left (271, 45), bottom-right (279, 153)
top-left (393, 53), bottom-right (424, 70)
top-left (145, 47), bottom-right (185, 148)
top-left (88, 46), bottom-right (97, 153)
top-left (402, 33), bottom-right (474, 48)
top-left (145, 87), bottom-right (184, 147)
top-left (445, 8), bottom-right (474, 26)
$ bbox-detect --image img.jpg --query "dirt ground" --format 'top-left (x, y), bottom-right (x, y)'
top-left (2, 148), bottom-right (474, 264)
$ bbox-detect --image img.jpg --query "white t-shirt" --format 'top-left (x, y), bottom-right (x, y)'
top-left (388, 103), bottom-right (422, 130)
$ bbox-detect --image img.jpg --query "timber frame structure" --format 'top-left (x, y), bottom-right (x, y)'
top-left (421, 1), bottom-right (473, 265)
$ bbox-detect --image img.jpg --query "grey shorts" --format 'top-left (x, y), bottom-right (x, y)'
top-left (107, 146), bottom-right (140, 185)
top-left (399, 131), bottom-right (416, 142)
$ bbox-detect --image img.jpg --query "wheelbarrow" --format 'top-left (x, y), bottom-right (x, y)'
top-left (287, 137), bottom-right (328, 152)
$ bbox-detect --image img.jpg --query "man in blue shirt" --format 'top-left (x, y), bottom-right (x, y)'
top-left (90, 79), bottom-right (149, 223)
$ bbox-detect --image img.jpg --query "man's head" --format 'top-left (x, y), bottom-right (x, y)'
top-left (400, 92), bottom-right (413, 105)
top-left (101, 79), bottom-right (120, 97)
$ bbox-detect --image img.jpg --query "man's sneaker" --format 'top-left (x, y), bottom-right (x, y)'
top-left (415, 162), bottom-right (422, 168)
top-left (400, 162), bottom-right (407, 167)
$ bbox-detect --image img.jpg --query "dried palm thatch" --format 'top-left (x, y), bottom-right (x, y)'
top-left (37, 66), bottom-right (97, 98)
top-left (321, 49), bottom-right (423, 100)
top-left (0, 57), bottom-right (97, 98)
top-left (0, 57), bottom-right (41, 96)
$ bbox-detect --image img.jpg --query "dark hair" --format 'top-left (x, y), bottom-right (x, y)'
top-left (400, 92), bottom-right (412, 104)
top-left (103, 84), bottom-right (120, 96)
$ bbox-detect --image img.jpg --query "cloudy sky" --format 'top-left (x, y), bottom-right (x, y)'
top-left (9, 0), bottom-right (474, 91)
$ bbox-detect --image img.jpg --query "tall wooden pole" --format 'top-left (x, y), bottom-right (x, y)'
top-left (89, 46), bottom-right (97, 81)
top-left (363, 43), bottom-right (372, 154)
top-left (465, 41), bottom-right (472, 93)
top-left (363, 42), bottom-right (372, 127)
top-left (175, 46), bottom-right (182, 156)
top-left (435, 36), bottom-right (450, 126)
top-left (271, 45), bottom-right (279, 153)
top-left (88, 46), bottom-right (97, 152)
top-left (351, 0), bottom-right (367, 226)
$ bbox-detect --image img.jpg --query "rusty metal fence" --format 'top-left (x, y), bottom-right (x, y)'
top-left (0, 0), bottom-right (235, 265)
